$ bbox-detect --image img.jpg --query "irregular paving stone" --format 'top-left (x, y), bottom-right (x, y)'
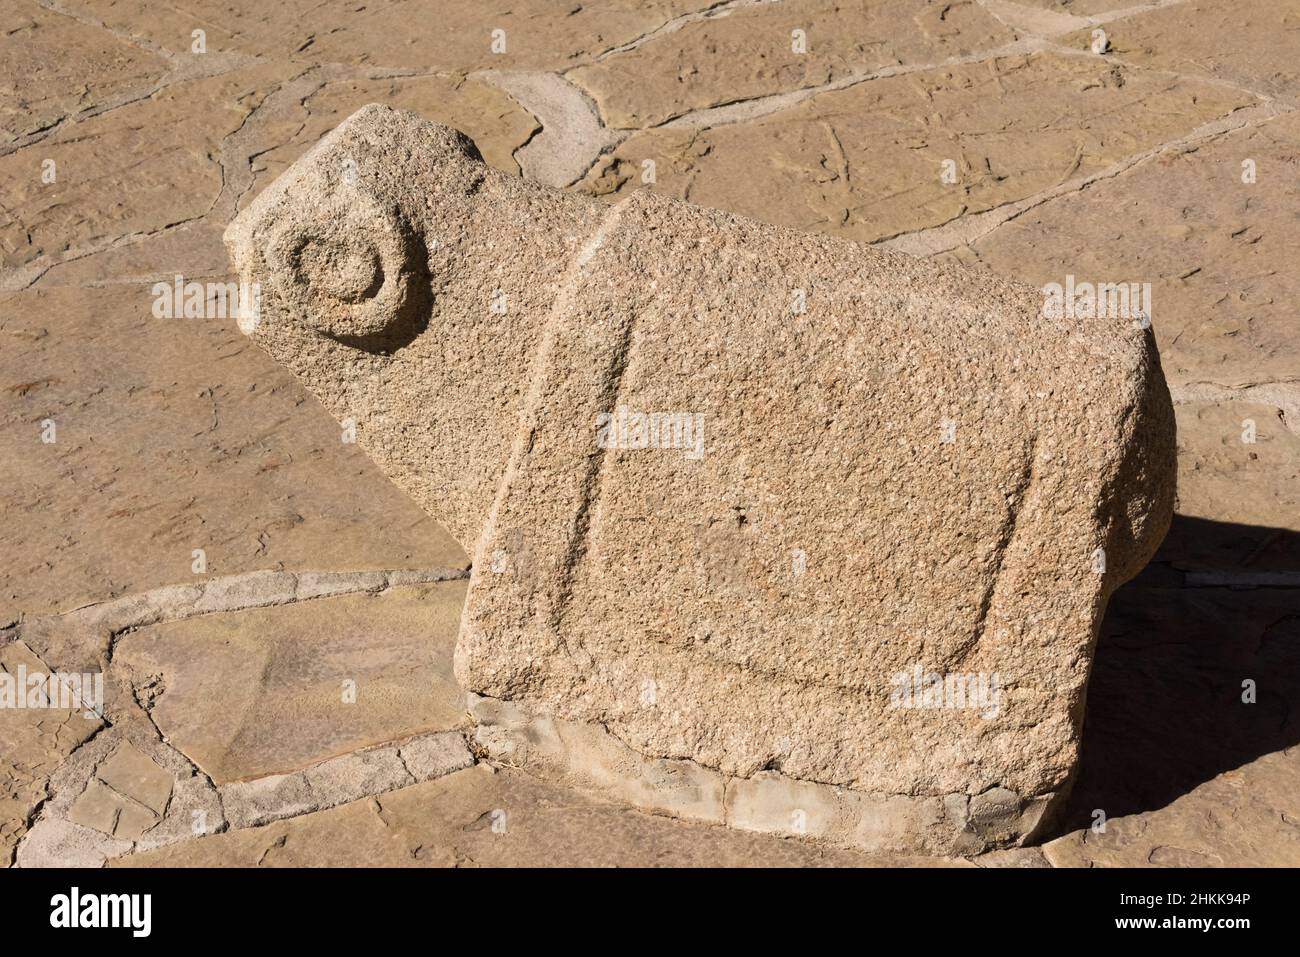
top-left (95, 741), bottom-right (173, 814)
top-left (1047, 556), bottom-right (1300, 866)
top-left (948, 110), bottom-right (1300, 387)
top-left (51, 0), bottom-right (719, 70)
top-left (0, 639), bottom-right (102, 863)
top-left (579, 53), bottom-right (1252, 246)
top-left (0, 0), bottom-right (169, 148)
top-left (67, 777), bottom-right (159, 840)
top-left (245, 73), bottom-right (539, 200)
top-left (16, 722), bottom-right (224, 865)
top-left (0, 64), bottom-right (294, 275)
top-left (227, 105), bottom-right (1177, 851)
top-left (568, 0), bottom-right (1016, 129)
top-left (0, 284), bottom-right (465, 624)
top-left (1044, 750), bottom-right (1300, 867)
top-left (1162, 401), bottom-right (1300, 572)
top-left (1004, 0), bottom-right (1146, 17)
top-left (113, 583), bottom-right (469, 783)
top-left (217, 731), bottom-right (472, 829)
top-left (1064, 0), bottom-right (1300, 102)
top-left (117, 765), bottom-right (968, 867)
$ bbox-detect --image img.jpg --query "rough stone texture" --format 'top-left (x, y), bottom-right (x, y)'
top-left (567, 0), bottom-right (1017, 129)
top-left (225, 104), bottom-right (1176, 848)
top-left (6, 0), bottom-right (1300, 868)
top-left (0, 1), bottom-right (168, 148)
top-left (47, 0), bottom-right (720, 70)
top-left (219, 731), bottom-right (473, 829)
top-left (117, 765), bottom-right (966, 867)
top-left (245, 73), bottom-right (540, 194)
top-left (225, 106), bottom-right (612, 547)
top-left (1063, 0), bottom-right (1300, 103)
top-left (469, 691), bottom-right (1046, 855)
top-left (0, 63), bottom-right (292, 279)
top-left (0, 639), bottom-right (102, 863)
top-left (113, 583), bottom-right (470, 783)
top-left (0, 283), bottom-right (466, 625)
top-left (16, 722), bottom-right (225, 867)
top-left (946, 110), bottom-right (1300, 389)
top-left (578, 52), bottom-right (1253, 246)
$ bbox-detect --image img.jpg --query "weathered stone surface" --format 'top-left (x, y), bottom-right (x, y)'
top-left (95, 741), bottom-right (173, 814)
top-left (226, 104), bottom-right (1176, 850)
top-left (117, 765), bottom-right (963, 867)
top-left (947, 110), bottom-right (1300, 388)
top-left (578, 52), bottom-right (1252, 246)
top-left (9, 0), bottom-right (1299, 869)
top-left (48, 0), bottom-right (719, 70)
top-left (0, 284), bottom-right (465, 625)
top-left (0, 0), bottom-right (169, 148)
top-left (113, 583), bottom-right (469, 783)
top-left (0, 64), bottom-right (292, 277)
top-left (16, 723), bottom-right (227, 866)
top-left (245, 73), bottom-right (540, 198)
top-left (469, 691), bottom-right (1035, 855)
top-left (0, 639), bottom-right (102, 863)
top-left (1165, 400), bottom-right (1300, 571)
top-left (1063, 0), bottom-right (1300, 102)
top-left (568, 0), bottom-right (1016, 129)
top-left (1042, 530), bottom-right (1300, 866)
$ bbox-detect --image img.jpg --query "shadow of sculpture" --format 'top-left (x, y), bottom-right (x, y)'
top-left (1049, 513), bottom-right (1300, 835)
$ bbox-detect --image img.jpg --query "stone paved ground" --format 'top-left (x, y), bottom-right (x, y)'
top-left (1, 0), bottom-right (1297, 866)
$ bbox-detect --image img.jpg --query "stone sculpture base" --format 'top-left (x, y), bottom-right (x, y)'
top-left (468, 694), bottom-right (1063, 856)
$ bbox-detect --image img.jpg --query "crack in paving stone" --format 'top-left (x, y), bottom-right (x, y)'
top-left (1171, 380), bottom-right (1300, 436)
top-left (879, 101), bottom-right (1292, 256)
top-left (578, 0), bottom-right (780, 64)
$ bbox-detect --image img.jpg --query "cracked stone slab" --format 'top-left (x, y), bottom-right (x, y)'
top-left (476, 70), bottom-right (620, 187)
top-left (245, 73), bottom-right (541, 200)
top-left (1044, 750), bottom-right (1300, 867)
top-left (0, 0), bottom-right (169, 148)
top-left (946, 110), bottom-right (1300, 387)
top-left (219, 731), bottom-right (473, 829)
top-left (578, 51), bottom-right (1253, 246)
top-left (1061, 0), bottom-right (1300, 102)
top-left (0, 283), bottom-right (466, 625)
top-left (112, 583), bottom-right (470, 784)
top-left (469, 692), bottom-right (1049, 856)
top-left (118, 765), bottom-right (967, 867)
top-left (567, 0), bottom-right (1017, 129)
top-left (0, 639), bottom-right (103, 864)
top-left (16, 722), bottom-right (224, 867)
top-left (48, 0), bottom-right (721, 71)
top-left (226, 105), bottom-right (1176, 850)
top-left (0, 62), bottom-right (295, 280)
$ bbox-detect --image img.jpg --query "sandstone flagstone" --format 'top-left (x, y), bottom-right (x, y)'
top-left (245, 73), bottom-right (539, 200)
top-left (48, 0), bottom-right (720, 72)
top-left (1063, 0), bottom-right (1300, 102)
top-left (945, 110), bottom-right (1300, 388)
top-left (0, 284), bottom-right (465, 626)
top-left (0, 63), bottom-right (295, 277)
top-left (567, 0), bottom-right (1015, 129)
top-left (578, 52), bottom-right (1253, 246)
top-left (0, 638), bottom-right (102, 864)
top-left (0, 0), bottom-right (169, 148)
top-left (113, 583), bottom-right (470, 783)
